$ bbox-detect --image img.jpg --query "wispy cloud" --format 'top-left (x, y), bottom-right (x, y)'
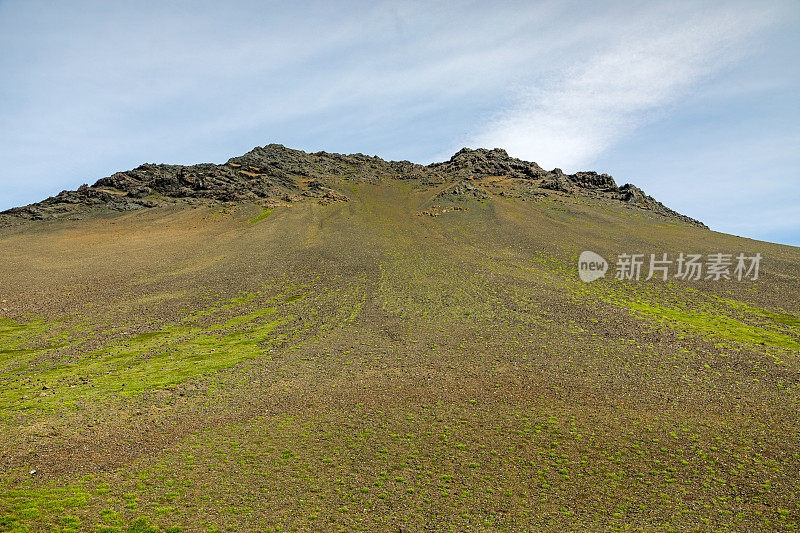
top-left (468, 1), bottom-right (788, 170)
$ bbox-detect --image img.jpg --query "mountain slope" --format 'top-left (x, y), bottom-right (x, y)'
top-left (0, 147), bottom-right (798, 532)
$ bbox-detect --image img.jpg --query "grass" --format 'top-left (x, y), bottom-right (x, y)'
top-left (13, 399), bottom-right (793, 531)
top-left (0, 282), bottom-right (367, 420)
top-left (247, 207), bottom-right (274, 224)
top-left (616, 297), bottom-right (800, 351)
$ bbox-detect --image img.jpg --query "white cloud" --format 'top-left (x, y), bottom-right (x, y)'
top-left (467, 1), bottom-right (788, 170)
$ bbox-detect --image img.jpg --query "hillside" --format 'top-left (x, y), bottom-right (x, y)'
top-left (0, 145), bottom-right (798, 532)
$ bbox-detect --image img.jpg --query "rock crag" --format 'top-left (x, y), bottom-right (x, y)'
top-left (1, 144), bottom-right (707, 228)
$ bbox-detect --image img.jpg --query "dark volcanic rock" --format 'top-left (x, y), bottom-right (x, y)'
top-left (429, 147), bottom-right (547, 180)
top-left (540, 168), bottom-right (574, 193)
top-left (437, 180), bottom-right (491, 200)
top-left (569, 171), bottom-right (616, 189)
top-left (0, 144), bottom-right (707, 228)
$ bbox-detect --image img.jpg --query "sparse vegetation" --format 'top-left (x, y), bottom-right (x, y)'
top-left (0, 160), bottom-right (798, 531)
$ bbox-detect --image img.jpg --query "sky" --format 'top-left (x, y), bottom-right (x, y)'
top-left (1, 0), bottom-right (798, 245)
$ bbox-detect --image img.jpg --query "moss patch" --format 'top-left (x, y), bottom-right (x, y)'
top-left (248, 207), bottom-right (274, 224)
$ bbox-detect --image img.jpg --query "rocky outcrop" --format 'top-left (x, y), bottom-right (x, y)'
top-left (436, 180), bottom-right (491, 201)
top-left (429, 147), bottom-right (546, 180)
top-left (0, 144), bottom-right (707, 228)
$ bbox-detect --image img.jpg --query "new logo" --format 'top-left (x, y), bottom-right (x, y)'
top-left (578, 251), bottom-right (608, 282)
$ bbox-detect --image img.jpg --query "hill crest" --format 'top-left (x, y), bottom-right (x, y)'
top-left (1, 144), bottom-right (707, 228)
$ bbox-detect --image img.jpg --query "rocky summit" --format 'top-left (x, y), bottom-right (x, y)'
top-left (1, 144), bottom-right (706, 228)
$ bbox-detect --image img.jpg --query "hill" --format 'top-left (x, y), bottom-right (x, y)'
top-left (0, 145), bottom-right (798, 532)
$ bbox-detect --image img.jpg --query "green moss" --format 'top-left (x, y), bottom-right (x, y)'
top-left (248, 207), bottom-right (274, 224)
top-left (721, 298), bottom-right (800, 328)
top-left (613, 298), bottom-right (800, 351)
top-left (0, 282), bottom-right (365, 415)
top-left (0, 486), bottom-right (91, 532)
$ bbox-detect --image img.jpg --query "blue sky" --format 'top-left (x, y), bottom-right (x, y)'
top-left (1, 0), bottom-right (798, 245)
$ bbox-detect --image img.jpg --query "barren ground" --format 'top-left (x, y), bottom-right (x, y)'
top-left (0, 181), bottom-right (798, 532)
